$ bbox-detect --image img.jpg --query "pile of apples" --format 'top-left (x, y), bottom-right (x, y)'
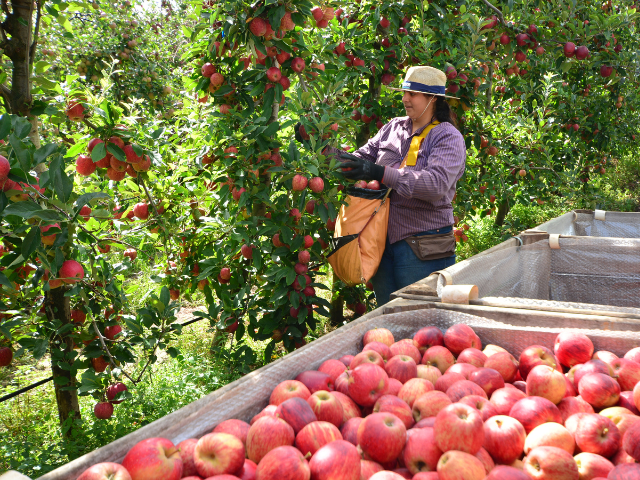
top-left (76, 324), bottom-right (640, 480)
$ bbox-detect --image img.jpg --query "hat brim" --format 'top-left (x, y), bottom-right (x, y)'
top-left (387, 86), bottom-right (458, 100)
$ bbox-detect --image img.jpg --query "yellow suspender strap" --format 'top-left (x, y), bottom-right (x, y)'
top-left (402, 120), bottom-right (440, 167)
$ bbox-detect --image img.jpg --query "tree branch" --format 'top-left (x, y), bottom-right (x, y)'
top-left (29, 0), bottom-right (42, 64)
top-left (482, 0), bottom-right (504, 24)
top-left (91, 320), bottom-right (137, 385)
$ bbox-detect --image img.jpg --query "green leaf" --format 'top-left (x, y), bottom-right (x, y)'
top-left (75, 192), bottom-right (109, 212)
top-left (0, 270), bottom-right (13, 289)
top-left (33, 338), bottom-right (49, 359)
top-left (12, 117), bottom-right (32, 139)
top-left (91, 142), bottom-right (107, 163)
top-left (50, 154), bottom-right (73, 202)
top-left (0, 115), bottom-right (11, 140)
top-left (2, 201), bottom-right (65, 221)
top-left (34, 143), bottom-right (58, 164)
top-left (159, 286), bottom-right (170, 309)
top-left (107, 144), bottom-right (125, 162)
top-left (22, 227), bottom-right (41, 258)
top-left (253, 248), bottom-right (262, 271)
top-left (9, 134), bottom-right (32, 172)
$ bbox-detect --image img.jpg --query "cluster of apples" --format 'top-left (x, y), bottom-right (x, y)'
top-left (75, 136), bottom-right (151, 181)
top-left (74, 324), bottom-right (640, 480)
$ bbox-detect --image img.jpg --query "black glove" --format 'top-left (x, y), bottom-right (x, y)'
top-left (338, 152), bottom-right (385, 182)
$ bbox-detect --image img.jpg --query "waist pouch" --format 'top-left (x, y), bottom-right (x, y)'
top-left (404, 229), bottom-right (456, 261)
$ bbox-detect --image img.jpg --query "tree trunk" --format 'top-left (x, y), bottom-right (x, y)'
top-left (46, 287), bottom-right (81, 430)
top-left (494, 199), bottom-right (510, 227)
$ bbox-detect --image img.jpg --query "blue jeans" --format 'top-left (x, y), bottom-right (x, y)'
top-left (370, 226), bottom-right (456, 306)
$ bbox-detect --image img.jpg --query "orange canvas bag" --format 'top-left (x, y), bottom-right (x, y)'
top-left (326, 121), bottom-right (439, 286)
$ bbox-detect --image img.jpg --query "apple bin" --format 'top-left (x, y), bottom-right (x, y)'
top-left (528, 209), bottom-right (640, 239)
top-left (27, 297), bottom-right (640, 480)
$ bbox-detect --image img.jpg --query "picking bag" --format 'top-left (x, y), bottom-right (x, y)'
top-left (327, 186), bottom-right (391, 286)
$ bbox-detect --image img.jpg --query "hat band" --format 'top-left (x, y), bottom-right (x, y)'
top-left (401, 81), bottom-right (445, 95)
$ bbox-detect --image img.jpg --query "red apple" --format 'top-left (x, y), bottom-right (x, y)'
top-left (295, 420), bottom-right (342, 456)
top-left (398, 378), bottom-right (434, 408)
top-left (339, 355), bottom-right (354, 366)
top-left (389, 340), bottom-right (422, 364)
top-left (251, 405), bottom-right (277, 425)
top-left (437, 450), bottom-right (486, 480)
top-left (574, 413), bottom-right (621, 458)
top-left (340, 416), bottom-right (363, 445)
top-left (446, 380), bottom-right (488, 402)
top-left (413, 391), bottom-right (452, 422)
top-left (523, 446), bottom-right (579, 480)
top-left (490, 388), bottom-right (527, 416)
top-left (508, 397), bottom-right (562, 434)
top-left (622, 421), bottom-right (640, 461)
top-left (458, 348), bottom-right (487, 368)
top-left (524, 422), bottom-right (575, 455)
top-left (612, 447), bottom-right (636, 465)
top-left (594, 350), bottom-right (619, 364)
top-left (475, 447), bottom-right (495, 475)
top-left (458, 395), bottom-right (498, 421)
top-left (270, 380), bottom-right (311, 406)
top-left (335, 372), bottom-right (350, 395)
top-left (470, 368), bottom-right (505, 397)
top-left (557, 396), bottom-right (594, 423)
top-left (554, 332), bottom-right (594, 368)
top-left (446, 363), bottom-right (478, 379)
top-left (483, 415), bottom-right (526, 464)
top-left (77, 463), bottom-right (132, 480)
top-left (357, 412), bottom-right (407, 464)
top-left (364, 341), bottom-right (392, 361)
top-left (434, 402), bottom-right (484, 454)
top-left (373, 395), bottom-right (414, 429)
top-left (485, 465), bottom-right (531, 479)
top-left (332, 391), bottom-right (361, 423)
top-left (402, 426), bottom-right (442, 475)
top-left (574, 452), bottom-right (614, 479)
top-left (618, 391), bottom-right (639, 415)
top-left (121, 438), bottom-right (183, 480)
top-left (275, 397), bottom-right (318, 434)
top-left (413, 326), bottom-right (444, 353)
top-left (526, 365), bottom-right (567, 404)
top-left (609, 464), bottom-right (640, 479)
top-left (574, 360), bottom-right (613, 388)
top-left (194, 432), bottom-right (245, 477)
top-left (417, 365), bottom-right (442, 384)
top-left (444, 324), bottom-right (481, 356)
top-left (578, 373), bottom-right (621, 409)
top-left (422, 346), bottom-right (456, 374)
top-left (255, 445), bottom-right (310, 479)
top-left (213, 419), bottom-right (251, 446)
top-left (436, 373), bottom-right (466, 392)
top-left (307, 390), bottom-right (343, 427)
top-left (361, 459), bottom-right (384, 478)
top-left (609, 358), bottom-right (640, 391)
top-left (601, 411), bottom-right (640, 437)
top-left (385, 355), bottom-right (418, 384)
top-left (363, 328), bottom-right (395, 347)
top-left (176, 438), bottom-right (198, 477)
top-left (624, 347), bottom-right (640, 364)
top-left (246, 415), bottom-right (295, 463)
top-left (237, 458), bottom-right (257, 480)
top-left (347, 363), bottom-right (389, 407)
top-left (369, 472), bottom-right (407, 480)
top-left (308, 439), bottom-right (360, 480)
top-left (519, 345), bottom-right (558, 380)
top-left (412, 473), bottom-right (440, 480)
top-left (296, 370), bottom-right (334, 393)
top-left (318, 359), bottom-right (347, 382)
top-left (351, 350), bottom-right (386, 369)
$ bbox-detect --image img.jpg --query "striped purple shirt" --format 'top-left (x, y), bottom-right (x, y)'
top-left (330, 117), bottom-right (466, 244)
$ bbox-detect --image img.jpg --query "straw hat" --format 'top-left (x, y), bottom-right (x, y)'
top-left (388, 66), bottom-right (457, 99)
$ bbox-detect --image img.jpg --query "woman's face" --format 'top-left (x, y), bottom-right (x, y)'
top-left (402, 91), bottom-right (434, 118)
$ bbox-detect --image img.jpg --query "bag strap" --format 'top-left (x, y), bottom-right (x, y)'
top-left (402, 120), bottom-right (440, 167)
top-left (357, 188), bottom-right (391, 236)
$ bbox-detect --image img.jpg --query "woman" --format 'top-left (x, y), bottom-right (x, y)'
top-left (335, 66), bottom-right (466, 305)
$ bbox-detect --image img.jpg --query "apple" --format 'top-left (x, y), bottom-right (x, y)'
top-left (574, 452), bottom-right (614, 479)
top-left (363, 328), bottom-right (395, 347)
top-left (340, 416), bottom-right (363, 445)
top-left (458, 395), bottom-right (498, 421)
top-left (347, 363), bottom-right (389, 407)
top-left (434, 402), bottom-right (484, 454)
top-left (417, 365), bottom-right (442, 384)
top-left (369, 473), bottom-right (406, 480)
top-left (373, 395), bottom-right (414, 429)
top-left (490, 387), bottom-right (527, 416)
top-left (351, 350), bottom-right (386, 369)
top-left (609, 358), bottom-right (640, 391)
top-left (446, 363), bottom-right (478, 379)
top-left (519, 345), bottom-right (558, 380)
top-left (526, 365), bottom-right (567, 404)
top-left (76, 463), bottom-right (132, 480)
top-left (398, 378), bottom-right (434, 408)
top-left (212, 419), bottom-right (251, 447)
top-left (483, 344), bottom-right (509, 357)
top-left (422, 346), bottom-right (456, 374)
top-left (385, 355), bottom-right (418, 384)
top-left (335, 372), bottom-right (350, 395)
top-left (122, 438), bottom-right (183, 480)
top-left (415, 417), bottom-right (436, 428)
top-left (389, 340), bottom-right (422, 364)
top-left (237, 458), bottom-right (257, 479)
top-left (578, 373), bottom-right (621, 409)
top-left (574, 413), bottom-right (621, 458)
top-left (307, 390), bottom-right (343, 427)
top-left (275, 397), bottom-right (318, 434)
top-left (524, 446), bottom-right (580, 479)
top-left (508, 397), bottom-right (562, 434)
top-left (618, 391), bottom-right (639, 415)
top-left (339, 355), bottom-right (354, 367)
top-left (436, 373), bottom-right (466, 392)
top-left (308, 439), bottom-right (360, 480)
top-left (106, 382), bottom-right (128, 404)
top-left (176, 438), bottom-right (198, 477)
top-left (251, 405), bottom-right (277, 425)
top-left (622, 421), bottom-right (640, 461)
top-left (270, 380), bottom-right (311, 406)
top-left (413, 326), bottom-right (444, 353)
top-left (296, 370), bottom-right (334, 393)
top-left (357, 412), bottom-right (407, 464)
top-left (612, 447), bottom-right (636, 465)
top-left (295, 420), bottom-right (342, 456)
top-left (443, 324), bottom-right (481, 356)
top-left (59, 259), bottom-right (84, 283)
top-left (246, 415), bottom-right (295, 463)
top-left (413, 391), bottom-right (452, 422)
top-left (255, 445), bottom-right (310, 479)
top-left (360, 460), bottom-right (384, 478)
top-left (624, 347), bottom-right (640, 364)
top-left (524, 422), bottom-right (575, 455)
top-left (457, 348), bottom-right (487, 368)
top-left (557, 396), bottom-right (594, 423)
top-left (193, 432), bottom-right (245, 477)
top-left (594, 350), bottom-right (619, 364)
top-left (484, 465), bottom-right (531, 479)
top-left (363, 341), bottom-right (392, 361)
top-left (470, 368), bottom-right (505, 396)
top-left (475, 447), bottom-right (494, 475)
top-left (602, 412), bottom-right (640, 437)
top-left (554, 332), bottom-right (594, 368)
top-left (446, 379), bottom-right (488, 402)
top-left (402, 426), bottom-right (442, 475)
top-left (574, 360), bottom-right (612, 389)
top-left (483, 415), bottom-right (526, 464)
top-left (437, 450), bottom-right (486, 480)
top-left (332, 391), bottom-right (361, 423)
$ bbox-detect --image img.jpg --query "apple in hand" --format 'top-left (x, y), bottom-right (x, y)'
top-left (523, 446), bottom-right (580, 480)
top-left (309, 439), bottom-right (360, 480)
top-left (194, 432), bottom-right (245, 477)
top-left (482, 415), bottom-right (526, 464)
top-left (77, 463), bottom-right (132, 480)
top-left (434, 402), bottom-right (484, 454)
top-left (122, 437), bottom-right (183, 480)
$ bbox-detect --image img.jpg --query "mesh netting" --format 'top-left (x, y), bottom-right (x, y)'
top-left (37, 304), bottom-right (640, 480)
top-left (533, 210), bottom-right (640, 238)
top-left (433, 237), bottom-right (640, 309)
